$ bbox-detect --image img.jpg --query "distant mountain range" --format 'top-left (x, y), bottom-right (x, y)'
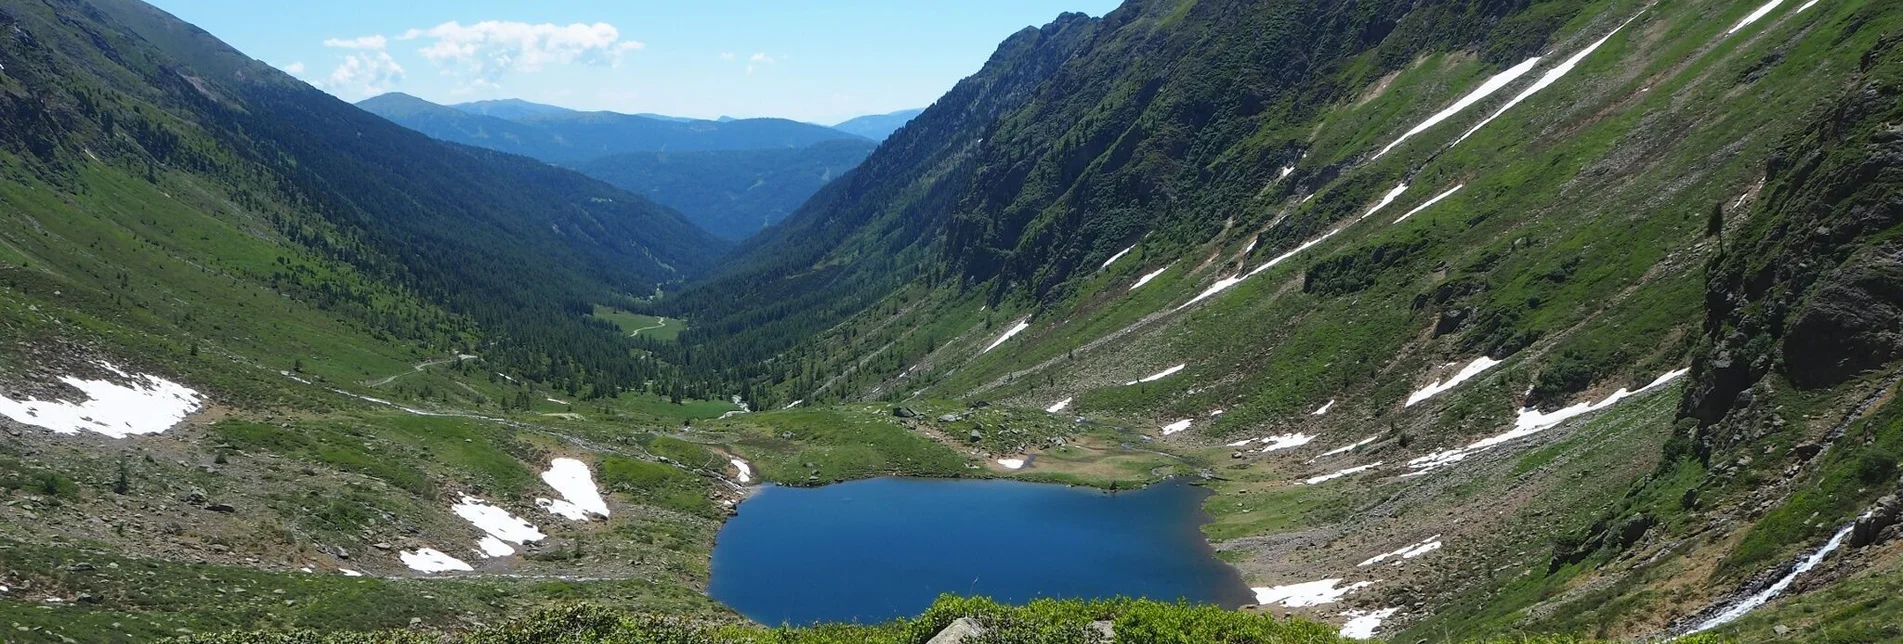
top-left (358, 94), bottom-right (918, 240)
top-left (832, 108), bottom-right (928, 141)
top-left (357, 93), bottom-right (865, 162)
top-left (572, 139), bottom-right (877, 241)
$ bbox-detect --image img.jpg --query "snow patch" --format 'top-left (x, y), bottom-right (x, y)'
top-left (1340, 608), bottom-right (1400, 640)
top-left (1161, 419), bottom-right (1193, 435)
top-left (1312, 400), bottom-right (1336, 416)
top-left (1393, 184), bottom-right (1465, 224)
top-left (0, 361), bottom-right (201, 438)
top-left (1406, 369), bottom-right (1688, 474)
top-left (1795, 0), bottom-right (1820, 12)
top-left (1404, 357), bottom-right (1502, 407)
top-left (997, 458), bottom-right (1026, 469)
top-left (535, 458), bottom-right (610, 521)
top-left (1315, 436), bottom-right (1379, 459)
top-left (1455, 13), bottom-right (1642, 146)
top-left (1046, 398), bottom-right (1073, 413)
top-left (1177, 275), bottom-right (1246, 310)
top-left (1279, 166), bottom-right (1295, 178)
top-left (1726, 0), bottom-right (1788, 35)
top-left (451, 496), bottom-right (544, 558)
top-left (982, 320), bottom-right (1032, 354)
top-left (1100, 245), bottom-right (1136, 270)
top-left (1373, 57), bottom-right (1542, 159)
top-left (1127, 364), bottom-right (1187, 385)
top-left (730, 458), bottom-right (753, 484)
top-left (339, 568), bottom-right (364, 577)
top-left (477, 536), bottom-right (515, 558)
top-left (1358, 184), bottom-right (1410, 221)
top-left (1130, 265), bottom-right (1170, 290)
top-left (1358, 535), bottom-right (1443, 566)
top-left (1306, 462), bottom-right (1383, 485)
top-left (400, 548), bottom-right (473, 573)
top-left (1251, 579), bottom-right (1377, 607)
top-left (1249, 230), bottom-right (1340, 277)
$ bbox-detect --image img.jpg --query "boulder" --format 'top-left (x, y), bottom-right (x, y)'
top-left (893, 407), bottom-right (918, 419)
top-left (927, 617), bottom-right (986, 644)
top-left (1851, 495), bottom-right (1900, 548)
top-left (205, 503), bottom-right (235, 514)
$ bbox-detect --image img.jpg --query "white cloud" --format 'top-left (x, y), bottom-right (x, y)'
top-left (323, 51), bottom-right (405, 97)
top-left (400, 20), bottom-right (644, 83)
top-left (323, 34), bottom-right (387, 50)
top-left (282, 61), bottom-right (306, 74)
top-left (746, 52), bottom-right (776, 75)
top-left (718, 52), bottom-right (736, 61)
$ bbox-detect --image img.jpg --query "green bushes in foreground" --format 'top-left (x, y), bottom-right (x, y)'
top-left (166, 596), bottom-right (1736, 644)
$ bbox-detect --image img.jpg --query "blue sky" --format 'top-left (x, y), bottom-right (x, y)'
top-left (146, 1), bottom-right (1121, 124)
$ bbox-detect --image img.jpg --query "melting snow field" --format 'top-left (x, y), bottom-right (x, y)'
top-left (400, 548), bottom-right (473, 573)
top-left (536, 458), bottom-right (611, 521)
top-left (731, 458), bottom-right (754, 484)
top-left (451, 496), bottom-right (545, 557)
top-left (1373, 57), bottom-right (1542, 159)
top-left (1101, 245), bottom-right (1136, 270)
top-left (1161, 419), bottom-right (1193, 435)
top-left (1228, 434), bottom-right (1314, 453)
top-left (1251, 579), bottom-right (1376, 607)
top-left (1130, 265), bottom-right (1170, 290)
top-left (1406, 369), bottom-right (1688, 474)
top-left (1454, 13), bottom-right (1642, 146)
top-left (1306, 462), bottom-right (1383, 485)
top-left (1128, 364), bottom-right (1187, 385)
top-left (1358, 536), bottom-right (1443, 566)
top-left (997, 458), bottom-right (1026, 469)
top-left (982, 320), bottom-right (1032, 354)
top-left (1312, 400), bottom-right (1336, 416)
top-left (1726, 0), bottom-right (1787, 35)
top-left (1359, 184), bottom-right (1410, 221)
top-left (1393, 185), bottom-right (1465, 224)
top-left (1404, 357), bottom-right (1502, 407)
top-left (1045, 398), bottom-right (1073, 413)
top-left (0, 362), bottom-right (202, 438)
top-left (1177, 275), bottom-right (1246, 310)
top-left (1315, 436), bottom-right (1379, 460)
top-left (1689, 514), bottom-right (1865, 633)
top-left (1340, 608), bottom-right (1400, 640)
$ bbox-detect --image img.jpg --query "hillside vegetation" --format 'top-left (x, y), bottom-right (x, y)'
top-left (2, 0), bottom-right (1902, 641)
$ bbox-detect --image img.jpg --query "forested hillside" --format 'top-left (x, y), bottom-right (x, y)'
top-left (0, 0), bottom-right (724, 395)
top-left (573, 139), bottom-right (878, 240)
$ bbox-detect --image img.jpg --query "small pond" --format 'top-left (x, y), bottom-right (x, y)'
top-left (707, 477), bottom-right (1253, 625)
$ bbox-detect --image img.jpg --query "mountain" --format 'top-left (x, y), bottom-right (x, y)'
top-left (451, 98), bottom-right (577, 121)
top-left (0, 0), bottom-right (725, 399)
top-left (657, 0), bottom-right (1903, 639)
top-left (571, 138), bottom-right (879, 241)
top-left (7, 0), bottom-right (1903, 641)
top-left (359, 93), bottom-right (869, 163)
top-left (831, 108), bottom-right (926, 141)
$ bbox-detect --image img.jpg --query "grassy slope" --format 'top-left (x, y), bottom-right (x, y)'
top-left (728, 0), bottom-right (1903, 639)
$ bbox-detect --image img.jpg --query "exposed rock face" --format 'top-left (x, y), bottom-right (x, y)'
top-left (1683, 65), bottom-right (1903, 427)
top-left (1783, 244), bottom-right (1903, 388)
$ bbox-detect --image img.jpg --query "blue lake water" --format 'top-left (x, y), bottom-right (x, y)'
top-left (707, 477), bottom-right (1253, 625)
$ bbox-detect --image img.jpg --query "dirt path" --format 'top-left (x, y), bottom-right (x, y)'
top-left (363, 355), bottom-right (473, 387)
top-left (628, 320), bottom-right (667, 337)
